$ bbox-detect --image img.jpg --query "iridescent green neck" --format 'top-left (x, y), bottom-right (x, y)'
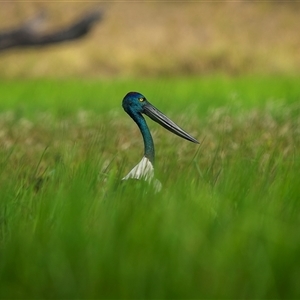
top-left (131, 113), bottom-right (155, 164)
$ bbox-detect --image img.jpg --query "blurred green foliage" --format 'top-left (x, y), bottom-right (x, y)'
top-left (0, 77), bottom-right (300, 298)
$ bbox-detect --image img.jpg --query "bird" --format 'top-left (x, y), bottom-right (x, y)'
top-left (122, 92), bottom-right (199, 190)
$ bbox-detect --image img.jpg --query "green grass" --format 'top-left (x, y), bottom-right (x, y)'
top-left (0, 76), bottom-right (300, 298)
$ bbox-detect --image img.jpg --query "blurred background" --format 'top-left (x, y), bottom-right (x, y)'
top-left (1, 3), bottom-right (300, 299)
top-left (1, 1), bottom-right (300, 79)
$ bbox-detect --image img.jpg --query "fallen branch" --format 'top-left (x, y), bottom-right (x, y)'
top-left (0, 10), bottom-right (103, 51)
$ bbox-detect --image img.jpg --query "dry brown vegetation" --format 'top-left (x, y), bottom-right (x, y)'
top-left (1, 102), bottom-right (299, 186)
top-left (0, 2), bottom-right (300, 78)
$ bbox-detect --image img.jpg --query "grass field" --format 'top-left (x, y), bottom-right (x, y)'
top-left (0, 76), bottom-right (300, 298)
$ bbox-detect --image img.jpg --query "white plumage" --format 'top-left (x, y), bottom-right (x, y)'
top-left (122, 156), bottom-right (162, 192)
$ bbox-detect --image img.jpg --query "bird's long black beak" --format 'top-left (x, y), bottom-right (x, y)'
top-left (143, 102), bottom-right (199, 144)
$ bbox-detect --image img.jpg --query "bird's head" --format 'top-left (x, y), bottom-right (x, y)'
top-left (122, 92), bottom-right (148, 116)
top-left (122, 91), bottom-right (199, 144)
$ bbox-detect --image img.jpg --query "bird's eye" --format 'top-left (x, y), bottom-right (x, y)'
top-left (139, 97), bottom-right (145, 102)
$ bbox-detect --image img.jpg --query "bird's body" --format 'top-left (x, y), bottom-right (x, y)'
top-left (122, 156), bottom-right (154, 181)
top-left (122, 92), bottom-right (199, 189)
